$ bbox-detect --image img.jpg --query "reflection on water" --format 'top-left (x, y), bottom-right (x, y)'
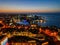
top-left (36, 14), bottom-right (60, 27)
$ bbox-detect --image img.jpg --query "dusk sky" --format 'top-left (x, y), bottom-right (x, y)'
top-left (0, 0), bottom-right (60, 13)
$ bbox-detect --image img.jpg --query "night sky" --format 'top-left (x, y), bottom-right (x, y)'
top-left (0, 0), bottom-right (60, 13)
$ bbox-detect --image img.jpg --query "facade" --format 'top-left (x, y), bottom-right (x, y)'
top-left (0, 35), bottom-right (8, 45)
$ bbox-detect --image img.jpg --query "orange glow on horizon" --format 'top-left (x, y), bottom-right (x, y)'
top-left (0, 9), bottom-right (59, 13)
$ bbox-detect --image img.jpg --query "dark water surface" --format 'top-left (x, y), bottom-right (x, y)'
top-left (34, 13), bottom-right (60, 27)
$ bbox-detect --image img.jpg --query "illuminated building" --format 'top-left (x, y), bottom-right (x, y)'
top-left (0, 35), bottom-right (8, 45)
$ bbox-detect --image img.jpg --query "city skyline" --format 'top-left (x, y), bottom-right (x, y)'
top-left (0, 0), bottom-right (60, 13)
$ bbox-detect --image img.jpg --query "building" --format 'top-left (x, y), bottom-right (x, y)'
top-left (0, 35), bottom-right (8, 45)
